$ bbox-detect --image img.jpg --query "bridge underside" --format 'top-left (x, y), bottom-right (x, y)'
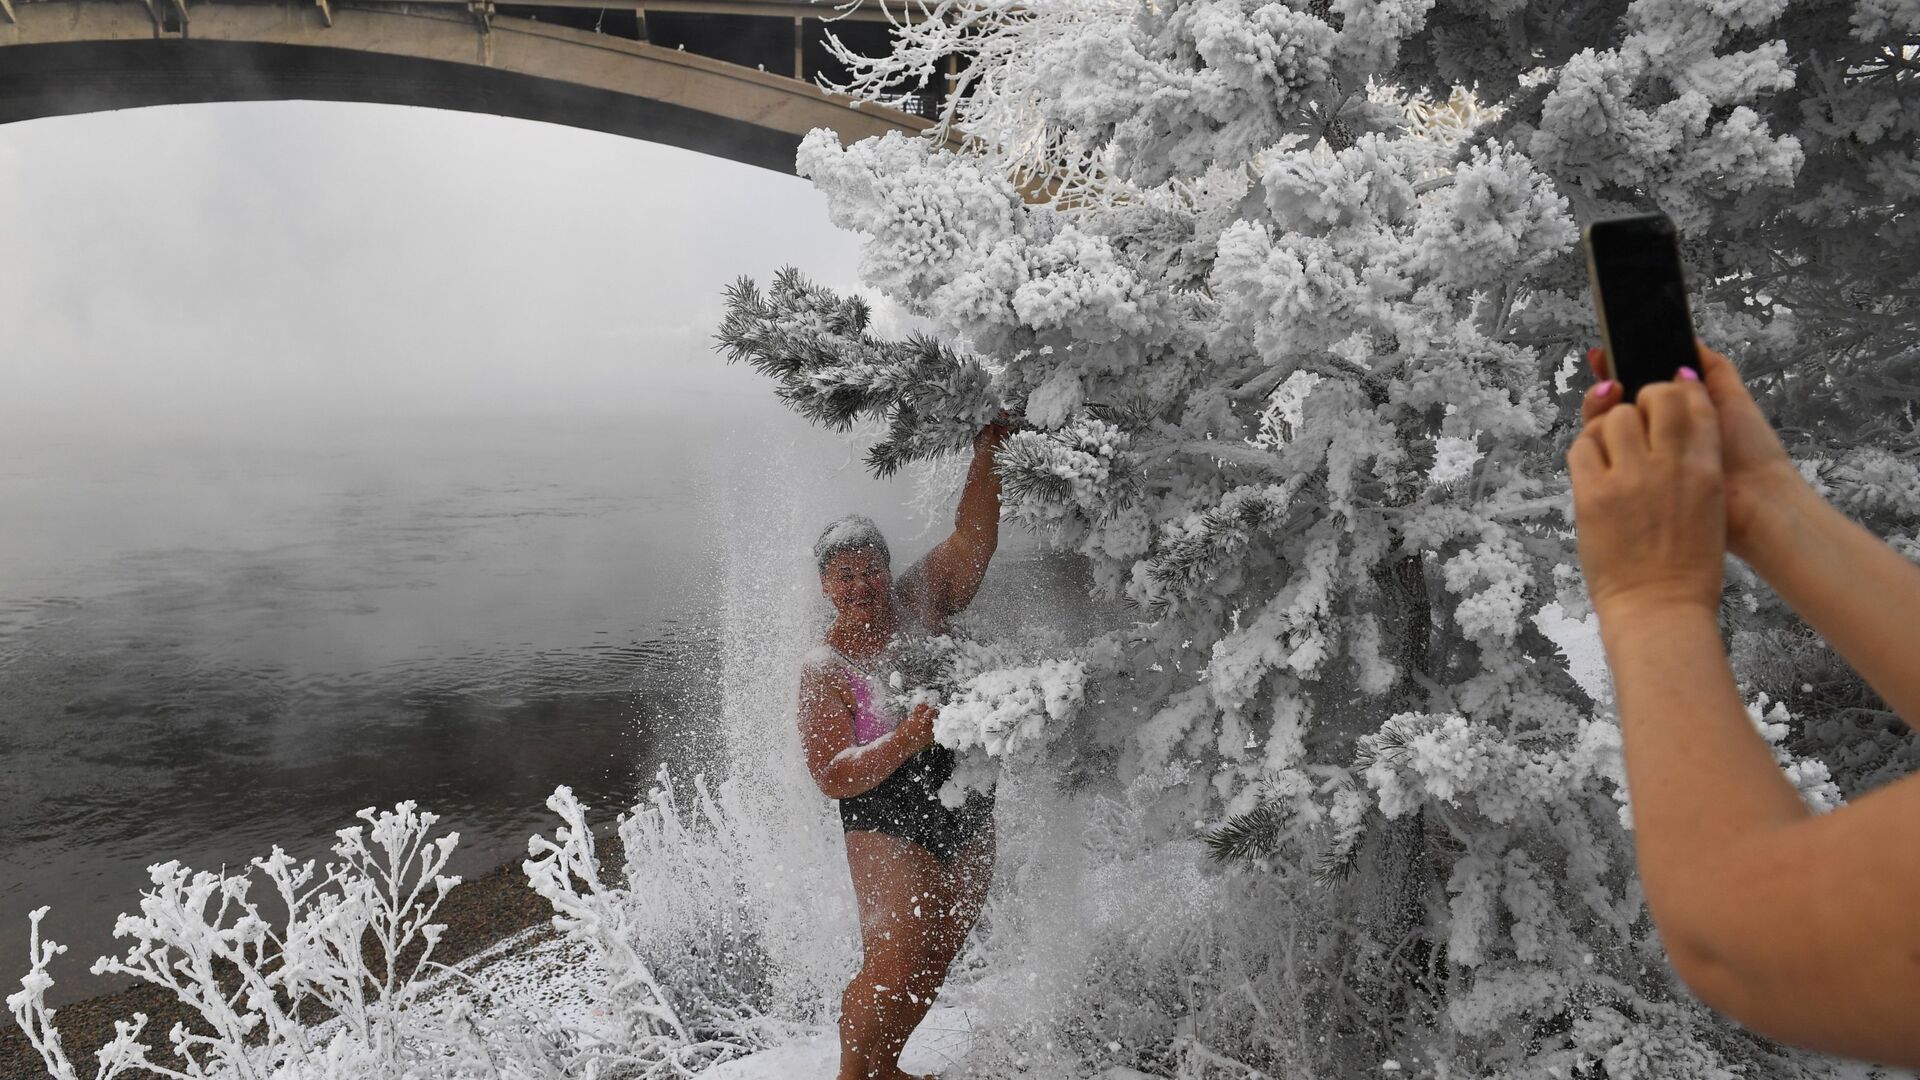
top-left (0, 37), bottom-right (808, 170)
top-left (0, 0), bottom-right (947, 173)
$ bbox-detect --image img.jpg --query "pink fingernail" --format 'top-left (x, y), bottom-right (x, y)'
top-left (1679, 367), bottom-right (1700, 382)
top-left (1593, 380), bottom-right (1615, 397)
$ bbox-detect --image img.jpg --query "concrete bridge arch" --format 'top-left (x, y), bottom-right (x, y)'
top-left (0, 0), bottom-right (948, 172)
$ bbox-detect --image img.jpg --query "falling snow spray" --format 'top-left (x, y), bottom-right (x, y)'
top-left (684, 431), bottom-right (1231, 1074)
top-left (694, 439), bottom-right (863, 1022)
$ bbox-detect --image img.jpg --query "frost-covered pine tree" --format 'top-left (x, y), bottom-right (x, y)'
top-left (721, 1), bottom-right (1918, 1074)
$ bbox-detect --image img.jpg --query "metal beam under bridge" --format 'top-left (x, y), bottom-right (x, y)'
top-left (0, 0), bottom-right (954, 173)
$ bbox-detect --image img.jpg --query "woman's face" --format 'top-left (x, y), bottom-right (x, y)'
top-left (821, 547), bottom-right (892, 620)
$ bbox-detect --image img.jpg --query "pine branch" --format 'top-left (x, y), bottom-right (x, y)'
top-left (1142, 481), bottom-right (1317, 605)
top-left (714, 267), bottom-right (1001, 475)
top-left (1203, 803), bottom-right (1290, 864)
top-left (1309, 834), bottom-right (1364, 886)
top-left (992, 420), bottom-right (1147, 528)
top-left (993, 436), bottom-right (1086, 506)
top-left (1351, 718), bottom-right (1421, 772)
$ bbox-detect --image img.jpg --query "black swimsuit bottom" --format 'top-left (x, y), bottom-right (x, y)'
top-left (839, 742), bottom-right (994, 863)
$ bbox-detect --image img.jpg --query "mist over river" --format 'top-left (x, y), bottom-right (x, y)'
top-left (0, 405), bottom-right (1008, 1005)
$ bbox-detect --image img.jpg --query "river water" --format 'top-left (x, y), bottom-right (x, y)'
top-left (0, 406), bottom-right (992, 1004)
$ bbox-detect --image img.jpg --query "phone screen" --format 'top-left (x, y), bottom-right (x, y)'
top-left (1584, 213), bottom-right (1698, 403)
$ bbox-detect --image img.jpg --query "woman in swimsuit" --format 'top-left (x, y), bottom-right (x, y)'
top-left (797, 420), bottom-right (1008, 1080)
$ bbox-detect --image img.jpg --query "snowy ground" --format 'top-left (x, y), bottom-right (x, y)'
top-left (698, 1005), bottom-right (974, 1079)
top-left (430, 928), bottom-right (612, 1040)
top-left (428, 926), bottom-right (980, 1078)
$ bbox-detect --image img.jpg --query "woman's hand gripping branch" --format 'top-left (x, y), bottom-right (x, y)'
top-left (899, 416), bottom-right (1010, 626)
top-left (799, 665), bottom-right (940, 801)
top-left (1570, 344), bottom-right (1920, 1067)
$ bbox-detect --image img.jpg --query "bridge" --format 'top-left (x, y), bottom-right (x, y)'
top-left (0, 0), bottom-right (955, 172)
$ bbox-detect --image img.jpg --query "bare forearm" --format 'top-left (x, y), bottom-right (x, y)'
top-left (815, 726), bottom-right (924, 800)
top-left (1603, 605), bottom-right (1810, 890)
top-left (1594, 605), bottom-right (1920, 1060)
top-left (954, 442), bottom-right (1003, 543)
top-left (1660, 774), bottom-right (1920, 1067)
top-left (1601, 603), bottom-right (1811, 1001)
top-left (1741, 479), bottom-right (1920, 728)
top-left (911, 442), bottom-right (1003, 619)
top-left (1602, 571), bottom-right (1920, 1066)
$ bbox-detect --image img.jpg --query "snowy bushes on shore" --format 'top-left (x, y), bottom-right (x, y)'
top-left (5, 780), bottom-right (848, 1077)
top-left (8, 803), bottom-right (590, 1079)
top-left (9, 776), bottom-right (857, 1080)
top-left (524, 772), bottom-right (856, 1077)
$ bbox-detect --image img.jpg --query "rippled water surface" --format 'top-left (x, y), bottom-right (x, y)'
top-left (0, 409), bottom-right (921, 1003)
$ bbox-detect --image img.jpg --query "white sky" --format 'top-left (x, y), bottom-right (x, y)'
top-left (0, 100), bottom-right (867, 423)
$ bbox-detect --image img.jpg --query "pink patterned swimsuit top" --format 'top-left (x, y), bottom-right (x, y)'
top-left (840, 661), bottom-right (899, 746)
top-left (813, 596), bottom-right (926, 747)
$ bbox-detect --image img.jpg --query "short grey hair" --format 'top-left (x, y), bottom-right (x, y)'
top-left (813, 514), bottom-right (890, 575)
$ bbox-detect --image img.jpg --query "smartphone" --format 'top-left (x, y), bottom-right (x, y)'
top-left (1583, 212), bottom-right (1699, 403)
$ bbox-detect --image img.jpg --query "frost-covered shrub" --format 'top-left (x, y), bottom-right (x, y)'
top-left (524, 774), bottom-right (854, 1077)
top-left (718, 0), bottom-right (1919, 1073)
top-left (10, 804), bottom-right (586, 1080)
top-left (959, 769), bottom-right (1380, 1079)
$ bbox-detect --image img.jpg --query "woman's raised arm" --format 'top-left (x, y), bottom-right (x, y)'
top-left (899, 421), bottom-right (1008, 623)
top-left (1681, 344), bottom-right (1920, 731)
top-left (1732, 471), bottom-right (1920, 733)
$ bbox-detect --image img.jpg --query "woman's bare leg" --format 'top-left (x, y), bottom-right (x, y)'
top-left (872, 821), bottom-right (997, 1080)
top-left (839, 831), bottom-right (949, 1080)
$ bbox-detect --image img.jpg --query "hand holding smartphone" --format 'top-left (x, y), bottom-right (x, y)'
top-left (1583, 212), bottom-right (1700, 403)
